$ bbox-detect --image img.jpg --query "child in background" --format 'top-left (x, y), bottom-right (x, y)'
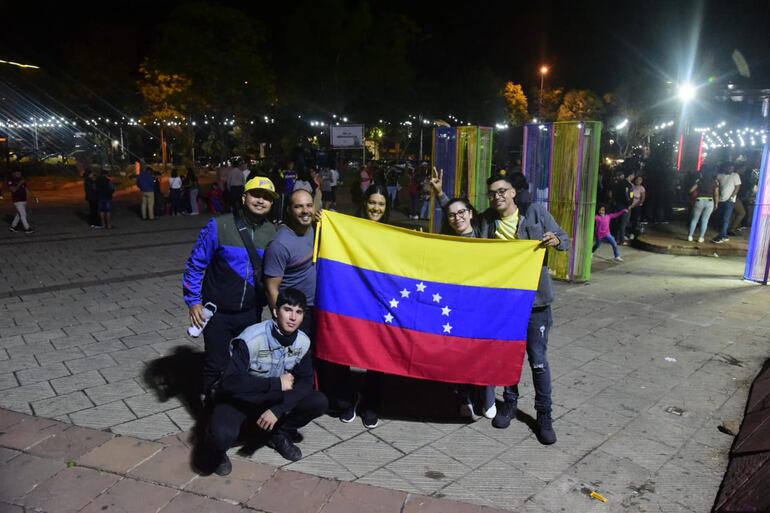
top-left (593, 205), bottom-right (627, 262)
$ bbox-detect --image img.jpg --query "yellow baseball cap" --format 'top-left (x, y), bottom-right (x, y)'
top-left (244, 176), bottom-right (278, 199)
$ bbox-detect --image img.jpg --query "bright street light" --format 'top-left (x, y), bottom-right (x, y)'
top-left (678, 83), bottom-right (696, 102)
top-left (615, 118), bottom-right (629, 130)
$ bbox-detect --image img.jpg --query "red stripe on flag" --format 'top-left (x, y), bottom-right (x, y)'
top-left (315, 310), bottom-right (526, 386)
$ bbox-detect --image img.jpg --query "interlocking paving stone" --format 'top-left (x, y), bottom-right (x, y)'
top-left (31, 391), bottom-right (93, 418)
top-left (0, 355), bottom-right (39, 375)
top-left (79, 477), bottom-right (179, 513)
top-left (50, 370), bottom-right (106, 395)
top-left (79, 339), bottom-right (127, 356)
top-left (184, 458), bottom-right (274, 503)
top-left (286, 451), bottom-right (357, 481)
top-left (0, 453), bottom-right (66, 503)
top-left (323, 431), bottom-right (404, 477)
top-left (0, 416), bottom-right (67, 450)
top-left (654, 462), bottom-right (723, 513)
top-left (65, 353), bottom-right (118, 375)
top-left (370, 419), bottom-right (445, 454)
top-left (15, 362), bottom-right (70, 385)
top-left (6, 340), bottom-right (56, 357)
top-left (322, 481), bottom-right (408, 513)
top-left (123, 392), bottom-right (183, 418)
top-left (355, 468), bottom-right (422, 494)
top-left (558, 403), bottom-right (634, 437)
top-left (19, 466), bottom-right (120, 513)
top-left (128, 444), bottom-right (197, 487)
top-left (78, 436), bottom-right (163, 473)
top-left (429, 427), bottom-right (509, 470)
top-left (283, 420), bottom-right (341, 457)
top-left (0, 373), bottom-right (18, 392)
top-left (85, 380), bottom-right (145, 406)
top-left (27, 424), bottom-right (113, 461)
top-left (564, 449), bottom-right (653, 505)
top-left (34, 347), bottom-right (85, 365)
top-left (0, 382), bottom-right (56, 412)
top-left (246, 469), bottom-right (340, 513)
top-left (111, 413), bottom-right (179, 440)
top-left (157, 491), bottom-right (243, 513)
top-left (498, 436), bottom-right (581, 481)
top-left (384, 446), bottom-right (471, 494)
top-left (69, 401), bottom-right (136, 430)
top-left (599, 433), bottom-right (675, 472)
top-left (99, 360), bottom-right (146, 383)
top-left (670, 439), bottom-right (729, 477)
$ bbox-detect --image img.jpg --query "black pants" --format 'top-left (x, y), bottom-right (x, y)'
top-left (88, 199), bottom-right (100, 226)
top-left (202, 309), bottom-right (260, 392)
top-left (318, 361), bottom-right (382, 413)
top-left (204, 391), bottom-right (327, 464)
top-left (229, 186), bottom-right (244, 213)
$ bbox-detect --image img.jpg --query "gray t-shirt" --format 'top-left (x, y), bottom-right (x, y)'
top-left (263, 225), bottom-right (316, 305)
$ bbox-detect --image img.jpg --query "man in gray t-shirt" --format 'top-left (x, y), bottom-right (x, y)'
top-left (264, 189), bottom-right (316, 335)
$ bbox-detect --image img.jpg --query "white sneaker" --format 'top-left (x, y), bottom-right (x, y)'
top-left (698, 237), bottom-right (705, 243)
top-left (482, 404), bottom-right (497, 419)
top-left (614, 256), bottom-right (624, 262)
top-left (687, 235), bottom-right (693, 242)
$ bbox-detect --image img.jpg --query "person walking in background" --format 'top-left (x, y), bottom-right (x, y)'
top-left (713, 163), bottom-right (740, 243)
top-left (186, 167), bottom-right (200, 215)
top-left (687, 169), bottom-right (719, 243)
top-left (629, 175), bottom-right (646, 237)
top-left (8, 169), bottom-right (34, 234)
top-left (169, 169), bottom-right (183, 216)
top-left (95, 169), bottom-right (114, 229)
top-left (136, 165), bottom-right (155, 220)
top-left (84, 168), bottom-right (101, 228)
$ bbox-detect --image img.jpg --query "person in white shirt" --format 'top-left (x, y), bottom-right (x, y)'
top-left (713, 163), bottom-right (741, 243)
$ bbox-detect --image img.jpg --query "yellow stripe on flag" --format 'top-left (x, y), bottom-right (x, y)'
top-left (318, 210), bottom-right (544, 290)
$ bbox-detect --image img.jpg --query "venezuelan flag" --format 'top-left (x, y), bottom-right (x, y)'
top-left (314, 211), bottom-right (545, 386)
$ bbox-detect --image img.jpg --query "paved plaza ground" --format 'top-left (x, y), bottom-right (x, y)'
top-left (1, 199), bottom-right (768, 512)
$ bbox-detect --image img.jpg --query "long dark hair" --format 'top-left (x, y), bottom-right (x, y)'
top-left (440, 197), bottom-right (479, 236)
top-left (360, 184), bottom-right (391, 223)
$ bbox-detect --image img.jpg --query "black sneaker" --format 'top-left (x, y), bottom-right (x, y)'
top-left (214, 453), bottom-right (232, 476)
top-left (362, 409), bottom-right (379, 428)
top-left (267, 433), bottom-right (302, 461)
top-left (712, 237), bottom-right (724, 244)
top-left (535, 412), bottom-right (557, 445)
top-left (492, 400), bottom-right (517, 429)
top-left (340, 394), bottom-right (360, 423)
top-left (24, 229), bottom-right (34, 234)
top-left (285, 429), bottom-right (304, 443)
top-left (9, 226), bottom-right (17, 232)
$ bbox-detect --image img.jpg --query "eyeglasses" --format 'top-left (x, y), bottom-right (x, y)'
top-left (447, 208), bottom-right (469, 220)
top-left (487, 187), bottom-right (512, 199)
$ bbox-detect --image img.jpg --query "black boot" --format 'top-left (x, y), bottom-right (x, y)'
top-left (535, 412), bottom-right (556, 445)
top-left (267, 433), bottom-right (302, 462)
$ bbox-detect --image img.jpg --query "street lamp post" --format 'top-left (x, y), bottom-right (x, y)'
top-left (539, 66), bottom-right (549, 117)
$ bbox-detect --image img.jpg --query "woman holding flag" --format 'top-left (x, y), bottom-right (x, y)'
top-left (431, 170), bottom-right (497, 420)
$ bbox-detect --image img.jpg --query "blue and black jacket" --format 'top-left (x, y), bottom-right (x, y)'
top-left (183, 214), bottom-right (277, 312)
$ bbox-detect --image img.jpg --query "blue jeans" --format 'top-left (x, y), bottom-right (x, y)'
top-left (592, 234), bottom-right (620, 257)
top-left (688, 198), bottom-right (714, 239)
top-left (503, 306), bottom-right (553, 413)
top-left (719, 201), bottom-right (735, 238)
top-left (614, 210), bottom-right (630, 242)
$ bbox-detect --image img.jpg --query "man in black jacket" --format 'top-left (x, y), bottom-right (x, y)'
top-left (480, 175), bottom-right (570, 445)
top-left (196, 289), bottom-right (327, 476)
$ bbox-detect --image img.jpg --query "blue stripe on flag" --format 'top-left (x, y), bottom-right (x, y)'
top-left (316, 258), bottom-right (534, 341)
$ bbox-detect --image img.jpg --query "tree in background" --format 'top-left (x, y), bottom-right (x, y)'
top-left (137, 63), bottom-right (190, 171)
top-left (557, 90), bottom-right (605, 121)
top-left (501, 82), bottom-right (529, 126)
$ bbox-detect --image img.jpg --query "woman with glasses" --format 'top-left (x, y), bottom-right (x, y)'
top-left (429, 169), bottom-right (497, 420)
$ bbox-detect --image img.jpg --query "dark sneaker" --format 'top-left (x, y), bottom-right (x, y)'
top-left (362, 409), bottom-right (379, 428)
top-left (214, 453), bottom-right (232, 476)
top-left (712, 237), bottom-right (724, 244)
top-left (9, 226), bottom-right (17, 232)
top-left (727, 230), bottom-right (737, 236)
top-left (267, 433), bottom-right (302, 461)
top-left (535, 412), bottom-right (556, 445)
top-left (285, 429), bottom-right (304, 443)
top-left (24, 229), bottom-right (34, 234)
top-left (340, 393), bottom-right (360, 423)
top-left (492, 400), bottom-right (517, 429)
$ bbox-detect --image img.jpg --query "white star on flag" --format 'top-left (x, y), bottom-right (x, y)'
top-left (441, 306), bottom-right (451, 316)
top-left (432, 293), bottom-right (442, 303)
top-left (384, 313), bottom-right (394, 323)
top-left (400, 288), bottom-right (410, 298)
top-left (443, 323), bottom-right (452, 333)
top-left (416, 282), bottom-right (427, 292)
top-left (389, 298), bottom-right (399, 308)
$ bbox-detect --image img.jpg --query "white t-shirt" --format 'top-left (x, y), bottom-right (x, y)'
top-left (169, 176), bottom-right (183, 189)
top-left (329, 168), bottom-right (339, 187)
top-left (717, 172), bottom-right (741, 202)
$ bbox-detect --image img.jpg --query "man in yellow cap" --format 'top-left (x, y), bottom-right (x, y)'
top-left (183, 176), bottom-right (279, 399)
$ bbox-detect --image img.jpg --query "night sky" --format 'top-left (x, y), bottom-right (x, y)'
top-left (2, 0), bottom-right (770, 121)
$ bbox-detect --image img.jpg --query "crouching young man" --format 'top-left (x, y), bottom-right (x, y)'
top-left (196, 288), bottom-right (327, 475)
